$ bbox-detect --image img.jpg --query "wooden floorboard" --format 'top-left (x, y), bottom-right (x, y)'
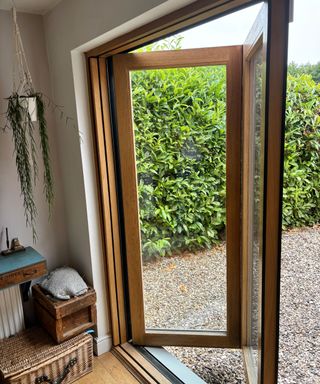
top-left (74, 353), bottom-right (140, 383)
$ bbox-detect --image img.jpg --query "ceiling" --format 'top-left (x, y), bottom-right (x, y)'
top-left (0, 0), bottom-right (62, 15)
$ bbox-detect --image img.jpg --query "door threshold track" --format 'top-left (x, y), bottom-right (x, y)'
top-left (111, 342), bottom-right (205, 383)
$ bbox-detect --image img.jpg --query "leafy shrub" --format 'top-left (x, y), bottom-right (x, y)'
top-left (282, 74), bottom-right (320, 227)
top-left (288, 62), bottom-right (320, 83)
top-left (131, 65), bottom-right (320, 260)
top-left (131, 66), bottom-right (227, 259)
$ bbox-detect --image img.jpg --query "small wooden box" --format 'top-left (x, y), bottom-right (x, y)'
top-left (32, 284), bottom-right (97, 343)
top-left (0, 327), bottom-right (93, 384)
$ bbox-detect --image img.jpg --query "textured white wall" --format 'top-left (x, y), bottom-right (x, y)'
top-left (0, 10), bottom-right (68, 270)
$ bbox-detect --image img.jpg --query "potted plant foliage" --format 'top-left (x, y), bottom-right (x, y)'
top-left (3, 8), bottom-right (53, 241)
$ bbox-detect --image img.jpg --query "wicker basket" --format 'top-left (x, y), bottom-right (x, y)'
top-left (0, 327), bottom-right (93, 384)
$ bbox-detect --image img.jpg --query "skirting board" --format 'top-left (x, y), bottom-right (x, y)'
top-left (94, 334), bottom-right (113, 356)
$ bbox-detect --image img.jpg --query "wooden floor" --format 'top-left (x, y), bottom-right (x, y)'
top-left (75, 352), bottom-right (140, 383)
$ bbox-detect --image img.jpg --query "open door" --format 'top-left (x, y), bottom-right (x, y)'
top-left (99, 1), bottom-right (289, 383)
top-left (113, 46), bottom-right (242, 348)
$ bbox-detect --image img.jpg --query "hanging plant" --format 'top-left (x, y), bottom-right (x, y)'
top-left (3, 8), bottom-right (54, 241)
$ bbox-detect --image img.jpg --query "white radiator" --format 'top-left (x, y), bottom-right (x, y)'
top-left (0, 286), bottom-right (25, 339)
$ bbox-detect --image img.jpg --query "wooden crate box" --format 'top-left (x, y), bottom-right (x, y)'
top-left (32, 284), bottom-right (97, 343)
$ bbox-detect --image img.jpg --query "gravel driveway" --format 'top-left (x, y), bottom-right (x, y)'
top-left (143, 226), bottom-right (320, 383)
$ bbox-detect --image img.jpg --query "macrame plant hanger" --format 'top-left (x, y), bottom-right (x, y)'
top-left (5, 4), bottom-right (54, 243)
top-left (12, 5), bottom-right (37, 121)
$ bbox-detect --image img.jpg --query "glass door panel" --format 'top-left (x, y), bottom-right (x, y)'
top-left (248, 45), bottom-right (264, 376)
top-left (113, 46), bottom-right (242, 347)
top-left (242, 4), bottom-right (267, 383)
top-left (130, 66), bottom-right (228, 332)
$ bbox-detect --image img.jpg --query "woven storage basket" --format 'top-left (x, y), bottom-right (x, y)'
top-left (0, 327), bottom-right (93, 384)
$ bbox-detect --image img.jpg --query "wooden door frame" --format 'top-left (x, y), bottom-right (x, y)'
top-left (262, 1), bottom-right (289, 382)
top-left (86, 0), bottom-right (261, 58)
top-left (112, 46), bottom-right (242, 348)
top-left (87, 0), bottom-right (289, 383)
top-left (88, 57), bottom-right (128, 345)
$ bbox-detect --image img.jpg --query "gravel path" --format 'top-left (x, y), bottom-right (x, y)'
top-left (143, 226), bottom-right (320, 383)
top-left (143, 244), bottom-right (227, 331)
top-left (278, 227), bottom-right (320, 384)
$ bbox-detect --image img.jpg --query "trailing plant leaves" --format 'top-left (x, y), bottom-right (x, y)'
top-left (7, 93), bottom-right (37, 241)
top-left (26, 107), bottom-right (38, 185)
top-left (5, 92), bottom-right (54, 241)
top-left (36, 93), bottom-right (54, 210)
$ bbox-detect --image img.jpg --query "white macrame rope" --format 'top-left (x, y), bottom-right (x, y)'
top-left (12, 6), bottom-right (34, 94)
top-left (11, 5), bottom-right (37, 179)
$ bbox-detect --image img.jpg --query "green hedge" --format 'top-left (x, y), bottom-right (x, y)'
top-left (132, 66), bottom-right (227, 259)
top-left (282, 74), bottom-right (320, 227)
top-left (288, 62), bottom-right (320, 83)
top-left (131, 68), bottom-right (320, 259)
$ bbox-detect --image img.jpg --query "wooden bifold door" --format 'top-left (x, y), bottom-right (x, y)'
top-left (113, 45), bottom-right (242, 349)
top-left (89, 1), bottom-right (290, 383)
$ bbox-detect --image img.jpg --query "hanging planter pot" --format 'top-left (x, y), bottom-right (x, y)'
top-left (22, 96), bottom-right (38, 122)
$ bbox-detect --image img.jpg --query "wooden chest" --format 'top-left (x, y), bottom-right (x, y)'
top-left (0, 327), bottom-right (93, 384)
top-left (32, 284), bottom-right (97, 343)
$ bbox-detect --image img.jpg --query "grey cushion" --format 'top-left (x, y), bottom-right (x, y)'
top-left (40, 267), bottom-right (88, 300)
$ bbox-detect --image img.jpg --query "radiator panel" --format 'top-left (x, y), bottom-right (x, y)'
top-left (0, 285), bottom-right (25, 339)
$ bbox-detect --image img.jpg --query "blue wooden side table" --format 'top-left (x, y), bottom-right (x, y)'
top-left (0, 247), bottom-right (47, 289)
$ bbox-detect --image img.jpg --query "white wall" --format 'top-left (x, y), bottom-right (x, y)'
top-left (0, 10), bottom-right (68, 270)
top-left (43, 0), bottom-right (168, 278)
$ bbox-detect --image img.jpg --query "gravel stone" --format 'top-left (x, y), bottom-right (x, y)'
top-left (143, 244), bottom-right (227, 331)
top-left (142, 226), bottom-right (320, 383)
top-left (278, 227), bottom-right (320, 384)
